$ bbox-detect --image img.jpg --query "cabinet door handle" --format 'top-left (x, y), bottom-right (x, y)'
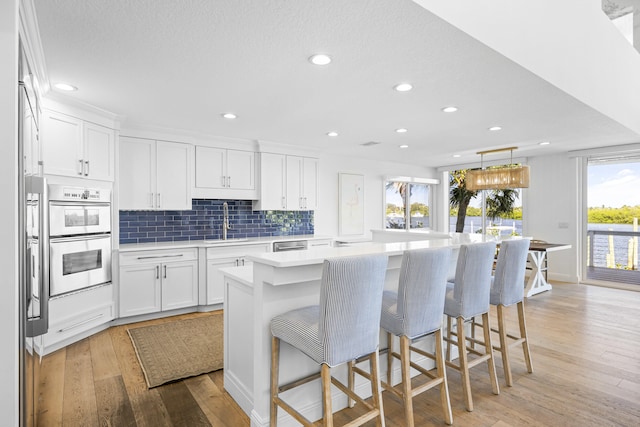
top-left (84, 160), bottom-right (90, 176)
top-left (227, 176), bottom-right (231, 188)
top-left (78, 159), bottom-right (84, 176)
top-left (157, 193), bottom-right (161, 208)
top-left (282, 196), bottom-right (286, 209)
top-left (163, 265), bottom-right (167, 279)
top-left (242, 258), bottom-right (245, 266)
top-left (156, 265), bottom-right (159, 279)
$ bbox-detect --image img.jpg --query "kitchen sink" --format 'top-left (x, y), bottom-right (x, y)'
top-left (205, 238), bottom-right (250, 244)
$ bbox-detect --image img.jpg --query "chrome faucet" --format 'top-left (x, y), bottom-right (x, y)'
top-left (222, 202), bottom-right (231, 240)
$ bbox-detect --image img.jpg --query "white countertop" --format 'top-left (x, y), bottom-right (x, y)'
top-left (118, 234), bottom-right (332, 252)
top-left (246, 233), bottom-right (493, 268)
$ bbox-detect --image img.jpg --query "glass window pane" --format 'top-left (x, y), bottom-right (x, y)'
top-left (385, 182), bottom-right (406, 229)
top-left (409, 183), bottom-right (429, 229)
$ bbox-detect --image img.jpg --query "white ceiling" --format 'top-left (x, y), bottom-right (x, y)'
top-left (33, 0), bottom-right (640, 167)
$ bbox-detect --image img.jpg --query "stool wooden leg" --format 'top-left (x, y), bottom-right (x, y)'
top-left (482, 312), bottom-right (500, 396)
top-left (497, 304), bottom-right (513, 386)
top-left (399, 335), bottom-right (414, 427)
top-left (321, 364), bottom-right (333, 427)
top-left (347, 360), bottom-right (355, 408)
top-left (270, 336), bottom-right (280, 427)
top-left (518, 301), bottom-right (534, 373)
top-left (435, 328), bottom-right (453, 425)
top-left (370, 350), bottom-right (386, 427)
top-left (446, 316), bottom-right (453, 361)
top-left (456, 316), bottom-right (473, 411)
top-left (386, 332), bottom-right (393, 386)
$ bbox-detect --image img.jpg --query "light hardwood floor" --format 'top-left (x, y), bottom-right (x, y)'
top-left (37, 282), bottom-right (640, 426)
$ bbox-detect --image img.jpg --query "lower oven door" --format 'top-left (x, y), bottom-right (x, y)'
top-left (50, 234), bottom-right (112, 296)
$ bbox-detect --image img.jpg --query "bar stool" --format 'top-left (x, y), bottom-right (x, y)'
top-left (270, 254), bottom-right (389, 427)
top-left (489, 238), bottom-right (534, 386)
top-left (444, 242), bottom-right (500, 412)
top-left (379, 247), bottom-right (453, 426)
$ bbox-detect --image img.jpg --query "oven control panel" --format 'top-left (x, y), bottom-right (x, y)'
top-left (48, 184), bottom-right (111, 203)
top-left (62, 188), bottom-right (102, 201)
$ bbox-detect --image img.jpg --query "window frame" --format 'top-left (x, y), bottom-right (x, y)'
top-left (383, 176), bottom-right (439, 231)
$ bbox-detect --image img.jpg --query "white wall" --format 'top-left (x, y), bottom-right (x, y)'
top-left (1, 0), bottom-right (19, 424)
top-left (524, 153), bottom-right (580, 283)
top-left (314, 153), bottom-right (438, 238)
top-left (415, 0), bottom-right (640, 136)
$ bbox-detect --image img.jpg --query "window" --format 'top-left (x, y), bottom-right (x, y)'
top-left (384, 177), bottom-right (437, 230)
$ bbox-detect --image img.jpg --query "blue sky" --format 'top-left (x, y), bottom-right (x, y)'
top-left (588, 161), bottom-right (640, 208)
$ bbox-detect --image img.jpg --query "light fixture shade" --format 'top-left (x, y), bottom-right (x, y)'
top-left (466, 165), bottom-right (530, 191)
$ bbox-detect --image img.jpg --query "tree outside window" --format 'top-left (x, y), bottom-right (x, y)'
top-left (385, 180), bottom-right (431, 230)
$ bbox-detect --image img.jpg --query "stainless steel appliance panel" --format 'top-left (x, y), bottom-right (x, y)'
top-left (49, 234), bottom-right (112, 296)
top-left (273, 240), bottom-right (308, 252)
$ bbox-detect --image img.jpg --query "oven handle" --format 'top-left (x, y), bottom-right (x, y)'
top-left (49, 201), bottom-right (111, 207)
top-left (49, 234), bottom-right (111, 243)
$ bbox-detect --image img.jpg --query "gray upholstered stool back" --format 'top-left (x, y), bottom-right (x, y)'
top-left (446, 241), bottom-right (497, 319)
top-left (320, 254), bottom-right (388, 366)
top-left (491, 238), bottom-right (531, 306)
top-left (395, 247), bottom-right (452, 338)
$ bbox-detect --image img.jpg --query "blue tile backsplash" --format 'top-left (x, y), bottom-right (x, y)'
top-left (119, 199), bottom-right (314, 244)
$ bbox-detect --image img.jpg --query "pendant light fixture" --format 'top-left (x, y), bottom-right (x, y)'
top-left (466, 147), bottom-right (530, 191)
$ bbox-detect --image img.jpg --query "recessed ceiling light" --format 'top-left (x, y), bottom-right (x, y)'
top-left (453, 154), bottom-right (461, 158)
top-left (309, 54), bottom-right (331, 65)
top-left (399, 144), bottom-right (409, 149)
top-left (222, 113), bottom-right (237, 119)
top-left (327, 131), bottom-right (338, 137)
top-left (395, 128), bottom-right (408, 133)
top-left (488, 126), bottom-right (502, 131)
top-left (539, 141), bottom-right (551, 146)
top-left (442, 106), bottom-right (458, 113)
top-left (393, 83), bottom-right (413, 92)
top-left (54, 83), bottom-right (77, 91)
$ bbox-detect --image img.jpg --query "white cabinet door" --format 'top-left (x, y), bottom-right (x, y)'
top-left (259, 152), bottom-right (286, 210)
top-left (42, 110), bottom-right (83, 177)
top-left (286, 155), bottom-right (303, 210)
top-left (119, 263), bottom-right (162, 317)
top-left (227, 149), bottom-right (255, 190)
top-left (302, 157), bottom-right (318, 210)
top-left (206, 257), bottom-right (239, 305)
top-left (119, 137), bottom-right (156, 210)
top-left (195, 146), bottom-right (226, 189)
top-left (162, 260), bottom-right (198, 311)
top-left (84, 122), bottom-right (114, 181)
top-left (156, 141), bottom-right (191, 210)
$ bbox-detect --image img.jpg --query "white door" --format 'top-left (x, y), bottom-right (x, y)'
top-left (259, 153), bottom-right (286, 210)
top-left (41, 110), bottom-right (82, 177)
top-left (227, 149), bottom-right (255, 190)
top-left (162, 260), bottom-right (198, 311)
top-left (302, 157), bottom-right (318, 210)
top-left (195, 146), bottom-right (226, 189)
top-left (119, 263), bottom-right (161, 317)
top-left (156, 141), bottom-right (191, 210)
top-left (83, 122), bottom-right (114, 181)
top-left (119, 137), bottom-right (155, 210)
top-left (206, 257), bottom-right (240, 305)
top-left (286, 155), bottom-right (303, 210)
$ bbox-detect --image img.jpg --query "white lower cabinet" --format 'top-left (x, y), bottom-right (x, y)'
top-left (204, 243), bottom-right (269, 305)
top-left (119, 248), bottom-right (198, 317)
top-left (42, 283), bottom-right (115, 354)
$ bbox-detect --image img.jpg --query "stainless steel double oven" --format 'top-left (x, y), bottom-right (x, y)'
top-left (48, 185), bottom-right (112, 297)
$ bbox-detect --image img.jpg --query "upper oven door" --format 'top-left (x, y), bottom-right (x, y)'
top-left (49, 202), bottom-right (111, 237)
top-left (49, 234), bottom-right (112, 296)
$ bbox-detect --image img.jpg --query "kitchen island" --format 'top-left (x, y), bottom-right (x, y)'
top-left (222, 234), bottom-right (489, 427)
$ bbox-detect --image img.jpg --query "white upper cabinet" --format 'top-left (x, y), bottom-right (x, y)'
top-left (256, 152), bottom-right (286, 210)
top-left (254, 152), bottom-right (318, 211)
top-left (119, 136), bottom-right (191, 210)
top-left (194, 145), bottom-right (256, 199)
top-left (41, 109), bottom-right (114, 181)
